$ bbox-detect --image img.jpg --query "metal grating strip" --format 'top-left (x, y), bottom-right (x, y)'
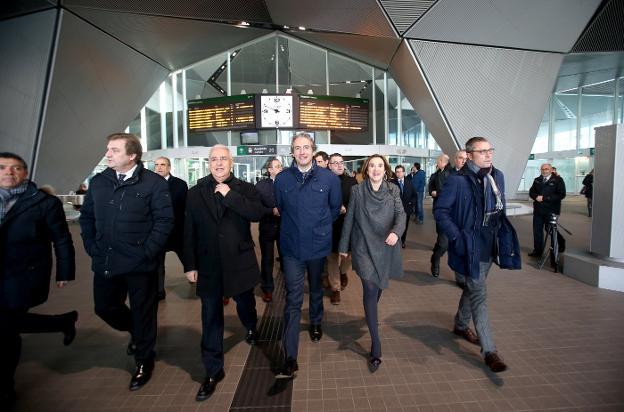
top-left (572, 0), bottom-right (624, 52)
top-left (230, 269), bottom-right (292, 411)
top-left (379, 0), bottom-right (436, 34)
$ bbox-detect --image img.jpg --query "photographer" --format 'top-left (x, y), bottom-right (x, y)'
top-left (528, 164), bottom-right (566, 257)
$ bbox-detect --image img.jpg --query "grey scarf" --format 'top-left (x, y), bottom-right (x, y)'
top-left (0, 180), bottom-right (29, 224)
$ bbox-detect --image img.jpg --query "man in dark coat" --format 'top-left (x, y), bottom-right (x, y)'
top-left (0, 152), bottom-right (77, 408)
top-left (410, 162), bottom-right (426, 223)
top-left (154, 156), bottom-right (188, 301)
top-left (528, 163), bottom-right (566, 257)
top-left (390, 165), bottom-right (415, 249)
top-left (274, 132), bottom-right (341, 379)
top-left (255, 157), bottom-right (283, 303)
top-left (325, 153), bottom-right (358, 305)
top-left (434, 137), bottom-right (521, 373)
top-left (428, 154), bottom-right (452, 277)
top-left (183, 145), bottom-right (263, 402)
top-left (80, 133), bottom-right (173, 391)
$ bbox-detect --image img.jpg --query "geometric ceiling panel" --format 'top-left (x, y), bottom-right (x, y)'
top-left (69, 6), bottom-right (270, 70)
top-left (0, 0), bottom-right (56, 20)
top-left (554, 52), bottom-right (624, 93)
top-left (405, 0), bottom-right (601, 53)
top-left (265, 0), bottom-right (397, 38)
top-left (379, 0), bottom-right (436, 35)
top-left (64, 0), bottom-right (272, 24)
top-left (572, 0), bottom-right (624, 53)
top-left (34, 10), bottom-right (169, 192)
top-left (292, 31), bottom-right (401, 70)
top-left (410, 40), bottom-right (563, 196)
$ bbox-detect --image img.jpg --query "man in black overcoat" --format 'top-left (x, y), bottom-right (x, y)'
top-left (390, 165), bottom-right (415, 248)
top-left (154, 156), bottom-right (188, 300)
top-left (183, 145), bottom-right (263, 402)
top-left (1, 152), bottom-right (76, 408)
top-left (528, 163), bottom-right (566, 257)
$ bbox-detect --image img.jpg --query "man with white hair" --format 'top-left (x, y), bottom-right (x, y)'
top-left (183, 145), bottom-right (263, 401)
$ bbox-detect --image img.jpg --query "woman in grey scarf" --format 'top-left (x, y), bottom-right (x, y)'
top-left (339, 155), bottom-right (405, 372)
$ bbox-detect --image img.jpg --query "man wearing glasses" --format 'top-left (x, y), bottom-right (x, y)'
top-left (274, 132), bottom-right (341, 379)
top-left (528, 163), bottom-right (566, 258)
top-left (433, 137), bottom-right (520, 373)
top-left (183, 145), bottom-right (263, 401)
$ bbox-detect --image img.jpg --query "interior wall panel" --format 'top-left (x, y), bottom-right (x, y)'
top-left (34, 10), bottom-right (169, 192)
top-left (572, 0), bottom-right (624, 53)
top-left (410, 40), bottom-right (563, 197)
top-left (265, 0), bottom-right (397, 38)
top-left (379, 0), bottom-right (436, 35)
top-left (405, 0), bottom-right (601, 52)
top-left (69, 6), bottom-right (270, 70)
top-left (0, 9), bottom-right (57, 165)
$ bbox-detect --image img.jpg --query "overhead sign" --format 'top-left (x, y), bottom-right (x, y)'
top-left (298, 95), bottom-right (369, 131)
top-left (237, 145), bottom-right (277, 156)
top-left (188, 95), bottom-right (255, 132)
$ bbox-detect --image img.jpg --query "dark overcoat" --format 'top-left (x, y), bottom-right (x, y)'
top-left (1, 182), bottom-right (75, 310)
top-left (529, 174), bottom-right (566, 216)
top-left (165, 175), bottom-right (188, 253)
top-left (183, 175), bottom-right (263, 298)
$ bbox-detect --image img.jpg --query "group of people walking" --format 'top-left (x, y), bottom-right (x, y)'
top-left (1, 132), bottom-right (526, 409)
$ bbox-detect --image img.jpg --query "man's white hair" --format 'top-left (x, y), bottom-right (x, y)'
top-left (209, 144), bottom-right (232, 159)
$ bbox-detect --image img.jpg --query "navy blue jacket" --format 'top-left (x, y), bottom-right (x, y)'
top-left (389, 177), bottom-right (415, 215)
top-left (165, 175), bottom-right (188, 253)
top-left (275, 162), bottom-right (341, 261)
top-left (1, 183), bottom-right (75, 310)
top-left (433, 166), bottom-right (521, 278)
top-left (410, 169), bottom-right (426, 192)
top-left (80, 163), bottom-right (174, 276)
top-left (529, 174), bottom-right (566, 216)
top-left (255, 177), bottom-right (280, 239)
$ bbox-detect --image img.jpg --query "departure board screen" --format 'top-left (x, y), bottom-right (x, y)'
top-left (298, 95), bottom-right (369, 131)
top-left (187, 95), bottom-right (256, 132)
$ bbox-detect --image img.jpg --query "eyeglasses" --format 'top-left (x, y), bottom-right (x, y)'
top-left (329, 161), bottom-right (344, 165)
top-left (209, 156), bottom-right (230, 162)
top-left (470, 148), bottom-right (495, 155)
top-left (293, 145), bottom-right (312, 152)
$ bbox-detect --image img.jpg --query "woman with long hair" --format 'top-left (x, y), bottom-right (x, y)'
top-left (338, 155), bottom-right (405, 372)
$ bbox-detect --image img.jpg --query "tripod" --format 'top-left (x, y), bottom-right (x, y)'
top-left (538, 213), bottom-right (572, 273)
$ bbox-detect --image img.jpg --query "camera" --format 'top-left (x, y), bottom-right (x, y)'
top-left (548, 213), bottom-right (558, 225)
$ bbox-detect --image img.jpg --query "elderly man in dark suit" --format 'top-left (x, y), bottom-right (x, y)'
top-left (154, 156), bottom-right (188, 301)
top-left (1, 152), bottom-right (76, 408)
top-left (183, 145), bottom-right (263, 402)
top-left (390, 165), bottom-right (415, 249)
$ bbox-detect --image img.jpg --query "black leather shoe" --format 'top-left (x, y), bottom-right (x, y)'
top-left (528, 250), bottom-right (541, 257)
top-left (431, 262), bottom-right (440, 278)
top-left (368, 356), bottom-right (382, 373)
top-left (309, 324), bottom-right (322, 342)
top-left (126, 340), bottom-right (136, 356)
top-left (275, 358), bottom-right (298, 379)
top-left (63, 311), bottom-right (78, 346)
top-left (245, 330), bottom-right (258, 345)
top-left (129, 362), bottom-right (154, 391)
top-left (196, 369), bottom-right (225, 401)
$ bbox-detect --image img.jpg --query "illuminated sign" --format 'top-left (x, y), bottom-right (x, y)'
top-left (298, 95), bottom-right (369, 131)
top-left (188, 95), bottom-right (255, 132)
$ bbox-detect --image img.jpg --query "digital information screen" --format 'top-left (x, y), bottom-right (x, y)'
top-left (298, 95), bottom-right (369, 131)
top-left (188, 95), bottom-right (256, 132)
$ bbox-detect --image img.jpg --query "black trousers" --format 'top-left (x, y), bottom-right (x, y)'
top-left (0, 309), bottom-right (72, 392)
top-left (200, 288), bottom-right (257, 377)
top-left (259, 234), bottom-right (281, 293)
top-left (400, 215), bottom-right (411, 245)
top-left (431, 222), bottom-right (449, 264)
top-left (93, 271), bottom-right (158, 364)
top-left (156, 249), bottom-right (183, 295)
top-left (532, 213), bottom-right (548, 252)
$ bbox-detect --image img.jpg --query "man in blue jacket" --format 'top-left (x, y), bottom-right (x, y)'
top-left (410, 162), bottom-right (426, 223)
top-left (433, 137), bottom-right (521, 373)
top-left (274, 132), bottom-right (341, 379)
top-left (80, 133), bottom-right (173, 391)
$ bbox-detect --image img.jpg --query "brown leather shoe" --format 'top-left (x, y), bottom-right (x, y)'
top-left (453, 327), bottom-right (480, 345)
top-left (340, 273), bottom-right (349, 290)
top-left (484, 352), bottom-right (507, 373)
top-left (262, 291), bottom-right (273, 303)
top-left (330, 290), bottom-right (341, 305)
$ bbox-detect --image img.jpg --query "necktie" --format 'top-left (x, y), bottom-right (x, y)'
top-left (118, 174), bottom-right (126, 184)
top-left (399, 179), bottom-right (404, 194)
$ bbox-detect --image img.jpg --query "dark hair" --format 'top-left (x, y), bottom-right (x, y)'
top-left (263, 157), bottom-right (281, 176)
top-left (362, 154), bottom-right (393, 181)
top-left (314, 151), bottom-right (329, 161)
top-left (395, 165), bottom-right (405, 172)
top-left (107, 133), bottom-right (143, 162)
top-left (0, 152), bottom-right (28, 170)
top-left (414, 162), bottom-right (421, 170)
top-left (329, 153), bottom-right (343, 163)
top-left (465, 136), bottom-right (489, 153)
top-left (290, 132), bottom-right (317, 153)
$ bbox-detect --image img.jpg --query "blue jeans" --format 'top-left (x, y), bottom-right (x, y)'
top-left (281, 256), bottom-right (324, 360)
top-left (415, 191), bottom-right (424, 222)
top-left (454, 262), bottom-right (496, 355)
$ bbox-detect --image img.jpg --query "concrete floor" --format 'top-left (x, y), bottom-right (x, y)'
top-left (14, 196), bottom-right (624, 411)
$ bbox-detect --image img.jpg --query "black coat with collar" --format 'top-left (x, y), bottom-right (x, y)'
top-left (529, 174), bottom-right (566, 216)
top-left (1, 182), bottom-right (75, 310)
top-left (183, 174), bottom-right (263, 298)
top-left (390, 177), bottom-right (415, 215)
top-left (79, 163), bottom-right (174, 276)
top-left (165, 175), bottom-right (188, 252)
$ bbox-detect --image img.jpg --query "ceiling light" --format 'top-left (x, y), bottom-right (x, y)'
top-left (283, 25), bottom-right (290, 29)
top-left (299, 26), bottom-right (306, 31)
top-left (307, 89), bottom-right (314, 95)
top-left (239, 21), bottom-right (250, 26)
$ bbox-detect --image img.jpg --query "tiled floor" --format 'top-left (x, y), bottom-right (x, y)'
top-left (15, 197), bottom-right (624, 411)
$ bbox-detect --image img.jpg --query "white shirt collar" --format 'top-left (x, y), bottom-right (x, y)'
top-left (117, 164), bottom-right (138, 181)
